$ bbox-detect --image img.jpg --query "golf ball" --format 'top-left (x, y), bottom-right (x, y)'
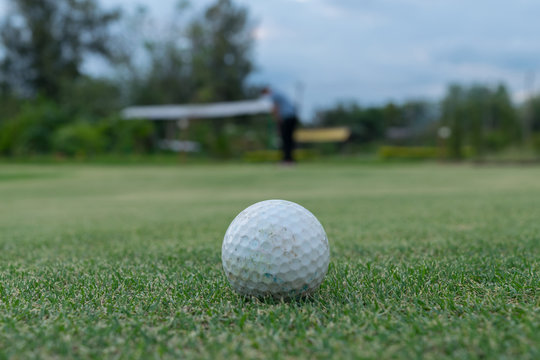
top-left (222, 200), bottom-right (330, 298)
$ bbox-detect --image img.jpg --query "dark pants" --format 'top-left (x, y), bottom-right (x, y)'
top-left (280, 116), bottom-right (298, 162)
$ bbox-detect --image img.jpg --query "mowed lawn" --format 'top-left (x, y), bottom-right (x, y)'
top-left (0, 163), bottom-right (538, 359)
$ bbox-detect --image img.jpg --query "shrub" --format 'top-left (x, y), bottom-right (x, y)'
top-left (532, 133), bottom-right (540, 154)
top-left (0, 100), bottom-right (69, 156)
top-left (483, 131), bottom-right (510, 152)
top-left (98, 117), bottom-right (155, 154)
top-left (378, 146), bottom-right (443, 160)
top-left (52, 122), bottom-right (105, 157)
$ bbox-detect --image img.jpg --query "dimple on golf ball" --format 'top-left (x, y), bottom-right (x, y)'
top-left (222, 200), bottom-right (330, 298)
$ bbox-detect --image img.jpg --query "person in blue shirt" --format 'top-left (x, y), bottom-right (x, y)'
top-left (262, 87), bottom-right (298, 163)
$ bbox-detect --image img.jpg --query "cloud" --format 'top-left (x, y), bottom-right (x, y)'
top-left (439, 45), bottom-right (540, 71)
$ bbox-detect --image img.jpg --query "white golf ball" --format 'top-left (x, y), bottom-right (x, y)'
top-left (222, 200), bottom-right (330, 298)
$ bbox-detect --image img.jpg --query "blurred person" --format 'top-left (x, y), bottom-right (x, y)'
top-left (262, 87), bottom-right (298, 164)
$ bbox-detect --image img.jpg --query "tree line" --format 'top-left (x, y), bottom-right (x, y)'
top-left (1, 0), bottom-right (539, 159)
top-left (0, 0), bottom-right (258, 157)
top-left (316, 84), bottom-right (540, 158)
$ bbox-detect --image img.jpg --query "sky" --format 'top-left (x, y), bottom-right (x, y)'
top-left (4, 0), bottom-right (540, 120)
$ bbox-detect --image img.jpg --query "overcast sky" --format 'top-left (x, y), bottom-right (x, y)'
top-left (6, 0), bottom-right (540, 120)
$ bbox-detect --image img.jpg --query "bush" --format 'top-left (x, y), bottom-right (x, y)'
top-left (483, 131), bottom-right (510, 152)
top-left (532, 133), bottom-right (540, 154)
top-left (52, 117), bottom-right (156, 157)
top-left (52, 122), bottom-right (105, 157)
top-left (378, 146), bottom-right (478, 160)
top-left (0, 100), bottom-right (69, 156)
top-left (378, 146), bottom-right (443, 160)
top-left (0, 102), bottom-right (156, 158)
top-left (98, 117), bottom-right (155, 154)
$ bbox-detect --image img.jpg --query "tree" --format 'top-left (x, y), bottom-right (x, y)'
top-left (189, 0), bottom-right (256, 158)
top-left (519, 93), bottom-right (540, 151)
top-left (523, 95), bottom-right (540, 133)
top-left (316, 102), bottom-right (385, 143)
top-left (0, 0), bottom-right (121, 99)
top-left (128, 37), bottom-right (193, 105)
top-left (189, 0), bottom-right (255, 102)
top-left (441, 83), bottom-right (520, 159)
top-left (316, 100), bottom-right (436, 146)
top-left (59, 76), bottom-right (124, 119)
top-left (491, 85), bottom-right (520, 142)
top-left (125, 0), bottom-right (255, 106)
top-left (121, 2), bottom-right (195, 105)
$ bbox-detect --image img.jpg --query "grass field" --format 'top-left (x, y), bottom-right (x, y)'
top-left (0, 163), bottom-right (538, 359)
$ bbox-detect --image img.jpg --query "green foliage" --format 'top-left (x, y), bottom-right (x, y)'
top-left (52, 117), bottom-right (155, 157)
top-left (532, 133), bottom-right (540, 154)
top-left (59, 77), bottom-right (124, 118)
top-left (528, 96), bottom-right (540, 133)
top-left (441, 85), bottom-right (465, 159)
top-left (0, 100), bottom-right (155, 157)
top-left (125, 0), bottom-right (255, 106)
top-left (0, 0), bottom-right (121, 99)
top-left (99, 117), bottom-right (155, 154)
top-left (520, 94), bottom-right (540, 147)
top-left (0, 100), bottom-right (69, 155)
top-left (127, 30), bottom-right (194, 105)
top-left (0, 95), bottom-right (22, 125)
top-left (316, 100), bottom-right (437, 146)
top-left (187, 116), bottom-right (272, 158)
top-left (483, 131), bottom-right (510, 152)
top-left (318, 85), bottom-right (523, 159)
top-left (0, 0), bottom-right (532, 161)
top-left (316, 102), bottom-right (384, 142)
top-left (52, 122), bottom-right (105, 157)
top-left (441, 84), bottom-right (520, 159)
top-left (189, 0), bottom-right (254, 102)
top-left (198, 122), bottom-right (234, 158)
top-left (378, 146), bottom-right (442, 160)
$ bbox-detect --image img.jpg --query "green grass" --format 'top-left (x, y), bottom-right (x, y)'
top-left (0, 163), bottom-right (538, 359)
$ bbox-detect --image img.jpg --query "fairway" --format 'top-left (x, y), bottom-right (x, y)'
top-left (0, 163), bottom-right (538, 359)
